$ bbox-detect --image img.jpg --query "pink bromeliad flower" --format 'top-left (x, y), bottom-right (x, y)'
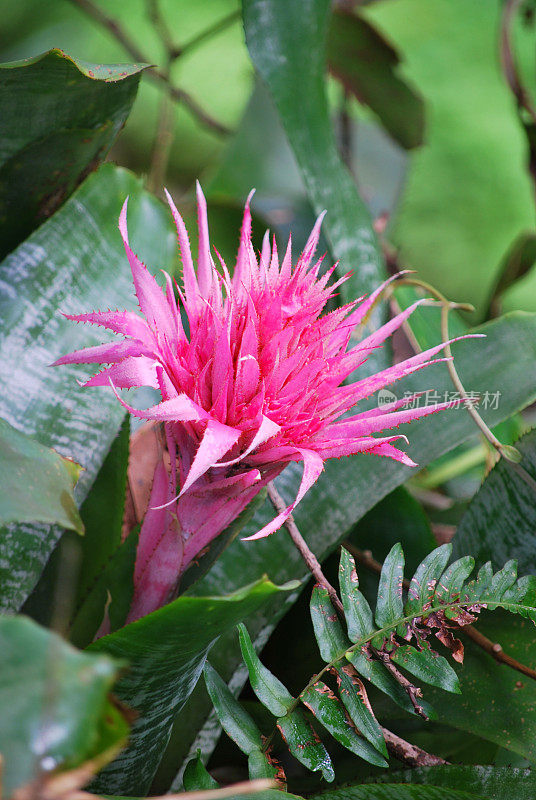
top-left (55, 185), bottom-right (470, 622)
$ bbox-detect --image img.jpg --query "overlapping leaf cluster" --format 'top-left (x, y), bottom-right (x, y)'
top-left (201, 544), bottom-right (536, 785)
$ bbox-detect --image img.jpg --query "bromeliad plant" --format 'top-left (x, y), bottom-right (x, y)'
top-left (200, 543), bottom-right (536, 786)
top-left (55, 186), bottom-right (475, 622)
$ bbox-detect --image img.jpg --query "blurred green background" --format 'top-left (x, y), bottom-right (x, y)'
top-left (2, 0), bottom-right (536, 317)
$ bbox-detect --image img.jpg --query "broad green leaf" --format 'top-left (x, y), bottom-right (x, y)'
top-left (238, 623), bottom-right (295, 718)
top-left (0, 49), bottom-right (146, 257)
top-left (434, 557), bottom-right (475, 604)
top-left (68, 528), bottom-right (138, 649)
top-left (277, 710), bottom-right (334, 783)
top-left (203, 662), bottom-right (263, 755)
top-left (183, 751), bottom-right (218, 791)
top-left (381, 764), bottom-right (536, 799)
top-left (0, 615), bottom-right (126, 797)
top-left (339, 548), bottom-right (375, 642)
top-left (375, 543), bottom-right (404, 628)
top-left (309, 585), bottom-right (351, 662)
top-left (168, 313), bottom-right (536, 781)
top-left (0, 163), bottom-right (176, 614)
top-left (405, 544), bottom-right (452, 617)
top-left (328, 10), bottom-right (424, 149)
top-left (242, 0), bottom-right (387, 323)
top-left (334, 667), bottom-right (387, 756)
top-left (77, 415), bottom-right (130, 604)
top-left (88, 577), bottom-right (294, 796)
top-left (301, 682), bottom-right (387, 767)
top-left (391, 644), bottom-right (461, 694)
top-left (0, 417), bottom-right (83, 533)
top-left (452, 429), bottom-right (536, 572)
top-left (311, 784), bottom-right (485, 799)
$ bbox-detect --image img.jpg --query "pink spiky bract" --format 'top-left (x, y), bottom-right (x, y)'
top-left (55, 185), bottom-right (473, 622)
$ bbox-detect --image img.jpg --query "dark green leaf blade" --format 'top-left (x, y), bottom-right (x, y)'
top-left (0, 615), bottom-right (125, 797)
top-left (435, 557), bottom-right (475, 604)
top-left (0, 417), bottom-right (83, 533)
top-left (378, 763), bottom-right (536, 800)
top-left (339, 548), bottom-right (375, 642)
top-left (77, 415), bottom-right (130, 603)
top-left (88, 577), bottom-right (294, 796)
top-left (183, 751), bottom-right (218, 791)
top-left (277, 710), bottom-right (334, 783)
top-left (238, 623), bottom-right (295, 717)
top-left (391, 644), bottom-right (461, 694)
top-left (203, 661), bottom-right (263, 755)
top-left (375, 543), bottom-right (405, 628)
top-left (334, 667), bottom-right (387, 756)
top-left (0, 49), bottom-right (146, 256)
top-left (406, 544), bottom-right (452, 617)
top-left (302, 682), bottom-right (387, 767)
top-left (328, 10), bottom-right (425, 149)
top-left (452, 429), bottom-right (536, 572)
top-left (310, 585), bottom-right (351, 662)
top-left (69, 527), bottom-right (139, 648)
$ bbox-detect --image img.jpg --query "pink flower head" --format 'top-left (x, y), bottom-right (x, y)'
top-left (55, 184), bottom-right (469, 621)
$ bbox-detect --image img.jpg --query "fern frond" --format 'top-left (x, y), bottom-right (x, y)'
top-left (195, 544), bottom-right (536, 787)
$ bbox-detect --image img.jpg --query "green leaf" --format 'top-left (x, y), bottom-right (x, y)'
top-left (328, 10), bottom-right (425, 149)
top-left (391, 644), bottom-right (461, 694)
top-left (434, 557), bottom-right (475, 604)
top-left (183, 751), bottom-right (218, 791)
top-left (405, 544), bottom-right (452, 617)
top-left (247, 749), bottom-right (280, 782)
top-left (242, 0), bottom-right (387, 327)
top-left (68, 527), bottom-right (139, 649)
top-left (380, 764), bottom-right (536, 799)
top-left (77, 415), bottom-right (130, 605)
top-left (334, 667), bottom-right (387, 756)
top-left (0, 49), bottom-right (146, 257)
top-left (237, 623), bottom-right (295, 717)
top-left (310, 784), bottom-right (487, 799)
top-left (88, 577), bottom-right (293, 796)
top-left (375, 543), bottom-right (404, 628)
top-left (339, 548), bottom-right (375, 642)
top-left (310, 585), bottom-right (351, 662)
top-left (452, 429), bottom-right (536, 572)
top-left (277, 710), bottom-right (334, 783)
top-left (0, 163), bottom-right (176, 614)
top-left (203, 661), bottom-right (263, 755)
top-left (0, 615), bottom-right (126, 797)
top-left (168, 312), bottom-right (536, 780)
top-left (301, 682), bottom-right (387, 767)
top-left (0, 417), bottom-right (83, 533)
